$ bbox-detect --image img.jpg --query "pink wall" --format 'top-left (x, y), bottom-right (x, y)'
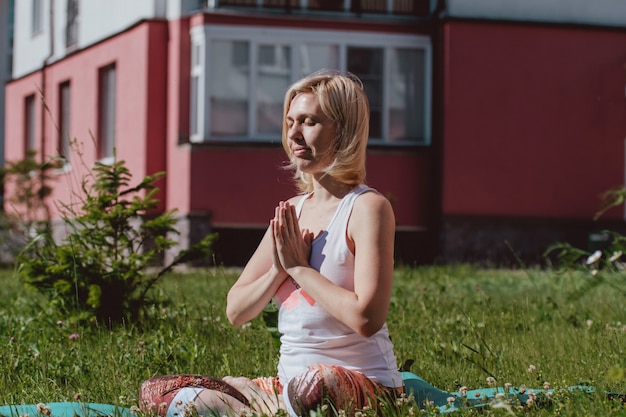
top-left (442, 21), bottom-right (626, 220)
top-left (5, 72), bottom-right (41, 162)
top-left (165, 18), bottom-right (192, 214)
top-left (6, 14), bottom-right (432, 237)
top-left (4, 21), bottom-right (169, 217)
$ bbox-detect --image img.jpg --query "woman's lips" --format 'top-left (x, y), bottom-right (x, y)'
top-left (292, 147), bottom-right (309, 157)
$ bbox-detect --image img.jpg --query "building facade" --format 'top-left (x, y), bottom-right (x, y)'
top-left (4, 0), bottom-right (626, 266)
top-left (0, 0), bottom-right (14, 187)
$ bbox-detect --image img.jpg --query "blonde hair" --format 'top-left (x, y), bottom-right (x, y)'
top-left (282, 71), bottom-right (370, 193)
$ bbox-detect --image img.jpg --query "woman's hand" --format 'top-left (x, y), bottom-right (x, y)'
top-left (272, 201), bottom-right (313, 271)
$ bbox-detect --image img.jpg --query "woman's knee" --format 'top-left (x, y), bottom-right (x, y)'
top-left (287, 365), bottom-right (377, 415)
top-left (137, 375), bottom-right (251, 417)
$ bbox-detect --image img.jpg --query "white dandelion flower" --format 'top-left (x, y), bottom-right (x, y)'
top-left (609, 251), bottom-right (622, 263)
top-left (586, 250), bottom-right (602, 265)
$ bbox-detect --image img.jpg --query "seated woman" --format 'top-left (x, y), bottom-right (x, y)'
top-left (139, 71), bottom-right (404, 417)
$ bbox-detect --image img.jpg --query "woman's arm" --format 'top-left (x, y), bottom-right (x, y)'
top-left (226, 225), bottom-right (289, 327)
top-left (274, 192), bottom-right (395, 337)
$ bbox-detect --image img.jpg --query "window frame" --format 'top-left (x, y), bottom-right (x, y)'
top-left (98, 64), bottom-right (117, 164)
top-left (65, 0), bottom-right (79, 50)
top-left (24, 94), bottom-right (36, 154)
top-left (189, 25), bottom-right (431, 146)
top-left (58, 80), bottom-right (71, 171)
top-left (31, 0), bottom-right (43, 35)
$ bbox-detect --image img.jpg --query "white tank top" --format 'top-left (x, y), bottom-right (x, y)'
top-left (274, 185), bottom-right (402, 388)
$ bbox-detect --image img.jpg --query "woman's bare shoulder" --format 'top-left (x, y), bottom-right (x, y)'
top-left (356, 188), bottom-right (393, 211)
top-left (351, 188), bottom-right (395, 227)
top-left (283, 193), bottom-right (308, 206)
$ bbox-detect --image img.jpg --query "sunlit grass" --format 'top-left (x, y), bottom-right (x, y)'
top-left (0, 265), bottom-right (625, 415)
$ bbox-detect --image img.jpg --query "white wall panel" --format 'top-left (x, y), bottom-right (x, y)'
top-left (11, 0), bottom-right (193, 78)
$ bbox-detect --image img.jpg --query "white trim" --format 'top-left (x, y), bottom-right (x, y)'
top-left (190, 28), bottom-right (206, 143)
top-left (201, 25), bottom-right (428, 48)
top-left (249, 41), bottom-right (258, 137)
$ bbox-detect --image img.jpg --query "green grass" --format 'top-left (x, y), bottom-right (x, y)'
top-left (1, 265), bottom-right (625, 416)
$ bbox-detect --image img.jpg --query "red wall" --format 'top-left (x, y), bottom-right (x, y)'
top-left (185, 147), bottom-right (434, 229)
top-left (4, 21), bottom-right (169, 217)
top-left (172, 14), bottom-right (433, 231)
top-left (6, 14), bottom-right (433, 250)
top-left (442, 21), bottom-right (626, 220)
top-left (165, 17), bottom-right (193, 214)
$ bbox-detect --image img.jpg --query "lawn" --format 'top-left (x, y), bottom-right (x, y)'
top-left (0, 265), bottom-right (625, 416)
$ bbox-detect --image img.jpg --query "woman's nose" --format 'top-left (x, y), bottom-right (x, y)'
top-left (288, 122), bottom-right (302, 140)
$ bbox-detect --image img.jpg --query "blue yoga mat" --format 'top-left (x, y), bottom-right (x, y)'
top-left (0, 402), bottom-right (131, 417)
top-left (0, 373), bottom-right (617, 416)
top-left (402, 371), bottom-right (599, 413)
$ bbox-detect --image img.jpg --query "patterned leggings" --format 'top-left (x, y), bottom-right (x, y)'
top-left (139, 364), bottom-right (400, 417)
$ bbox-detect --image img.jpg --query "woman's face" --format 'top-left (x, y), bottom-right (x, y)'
top-left (285, 92), bottom-right (337, 175)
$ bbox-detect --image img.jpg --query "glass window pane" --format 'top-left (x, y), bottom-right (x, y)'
top-left (100, 65), bottom-right (116, 159)
top-left (347, 47), bottom-right (383, 139)
top-left (32, 0), bottom-right (42, 34)
top-left (389, 48), bottom-right (423, 143)
top-left (256, 44), bottom-right (291, 135)
top-left (59, 82), bottom-right (71, 161)
top-left (190, 74), bottom-right (199, 137)
top-left (299, 44), bottom-right (338, 77)
top-left (65, 0), bottom-right (79, 48)
top-left (25, 95), bottom-right (36, 152)
top-left (218, 0), bottom-right (257, 6)
top-left (353, 0), bottom-right (386, 13)
top-left (210, 40), bottom-right (249, 137)
top-left (308, 0), bottom-right (344, 11)
top-left (192, 43), bottom-right (201, 67)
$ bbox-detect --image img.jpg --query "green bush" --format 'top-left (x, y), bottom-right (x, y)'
top-left (16, 157), bottom-right (215, 324)
top-left (0, 150), bottom-right (61, 264)
top-left (544, 186), bottom-right (626, 300)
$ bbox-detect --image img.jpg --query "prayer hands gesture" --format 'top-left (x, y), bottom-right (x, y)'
top-left (271, 201), bottom-right (313, 273)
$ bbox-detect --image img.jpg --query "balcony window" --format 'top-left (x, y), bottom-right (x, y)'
top-left (209, 40), bottom-right (249, 137)
top-left (308, 0), bottom-right (345, 11)
top-left (190, 26), bottom-right (431, 145)
top-left (213, 0), bottom-right (430, 16)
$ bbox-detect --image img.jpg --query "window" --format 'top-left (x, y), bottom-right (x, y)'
top-left (257, 44), bottom-right (291, 134)
top-left (65, 0), bottom-right (79, 49)
top-left (31, 0), bottom-right (42, 35)
top-left (24, 94), bottom-right (36, 154)
top-left (190, 26), bottom-right (430, 145)
top-left (209, 40), bottom-right (249, 137)
top-left (190, 39), bottom-right (204, 139)
top-left (58, 81), bottom-right (71, 165)
top-left (389, 48), bottom-right (424, 142)
top-left (99, 65), bottom-right (116, 162)
top-left (347, 47), bottom-right (383, 138)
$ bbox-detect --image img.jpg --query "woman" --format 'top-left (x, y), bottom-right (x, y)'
top-left (139, 72), bottom-right (403, 417)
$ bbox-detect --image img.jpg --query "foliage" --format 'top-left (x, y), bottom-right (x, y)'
top-left (16, 157), bottom-right (216, 324)
top-left (0, 266), bottom-right (625, 415)
top-left (0, 150), bottom-right (62, 263)
top-left (544, 185), bottom-right (626, 300)
top-left (0, 149), bottom-right (60, 226)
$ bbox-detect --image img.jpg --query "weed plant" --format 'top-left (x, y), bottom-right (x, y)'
top-left (0, 265), bottom-right (625, 416)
